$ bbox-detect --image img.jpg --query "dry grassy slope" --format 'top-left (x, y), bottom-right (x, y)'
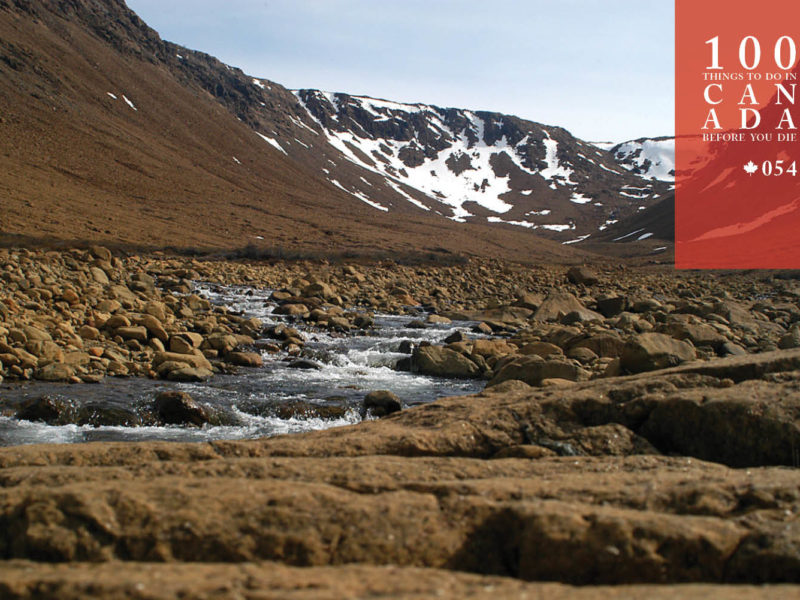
top-left (582, 194), bottom-right (675, 263)
top-left (0, 0), bottom-right (589, 263)
top-left (595, 194), bottom-right (675, 244)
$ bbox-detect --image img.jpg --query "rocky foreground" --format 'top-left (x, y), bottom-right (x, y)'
top-left (2, 248), bottom-right (800, 597)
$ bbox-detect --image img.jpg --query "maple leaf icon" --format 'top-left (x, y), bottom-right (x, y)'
top-left (743, 161), bottom-right (759, 175)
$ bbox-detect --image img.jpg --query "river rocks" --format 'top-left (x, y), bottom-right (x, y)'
top-left (206, 333), bottom-right (239, 354)
top-left (413, 345), bottom-right (481, 378)
top-left (326, 316), bottom-right (352, 332)
top-left (596, 294), bottom-right (627, 317)
top-left (7, 250), bottom-right (800, 595)
top-left (34, 363), bottom-right (76, 382)
top-left (426, 314), bottom-right (452, 325)
top-left (569, 334), bottom-right (625, 358)
top-left (289, 359), bottom-right (322, 370)
top-left (137, 314), bottom-right (169, 343)
top-left (166, 367), bottom-right (214, 382)
top-left (513, 292), bottom-right (543, 311)
top-left (352, 314), bottom-right (374, 329)
top-left (152, 351), bottom-right (213, 380)
top-left (0, 246), bottom-right (798, 396)
top-left (566, 266), bottom-right (599, 286)
top-left (15, 396), bottom-right (74, 424)
top-left (566, 346), bottom-right (597, 363)
top-left (519, 341), bottom-right (563, 358)
top-left (274, 402), bottom-right (348, 420)
top-left (77, 403), bottom-right (142, 427)
top-left (26, 340), bottom-right (64, 364)
top-left (227, 351), bottom-right (263, 368)
top-left (470, 339), bottom-right (517, 362)
top-left (169, 334), bottom-right (195, 354)
top-left (621, 333), bottom-right (697, 374)
top-left (473, 322), bottom-right (493, 334)
top-left (89, 266), bottom-right (109, 284)
top-left (89, 245), bottom-right (113, 262)
top-left (105, 314), bottom-right (131, 330)
top-left (116, 326), bottom-right (148, 342)
top-left (363, 390), bottom-right (402, 417)
top-left (533, 292), bottom-right (603, 323)
top-left (274, 303), bottom-right (310, 317)
top-left (443, 331), bottom-right (466, 344)
top-left (778, 324), bottom-right (800, 349)
top-left (489, 355), bottom-right (589, 387)
top-left (662, 321), bottom-right (727, 351)
top-left (153, 391), bottom-right (208, 426)
top-left (78, 325), bottom-right (100, 340)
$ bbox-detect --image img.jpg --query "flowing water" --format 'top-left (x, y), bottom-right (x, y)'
top-left (0, 282), bottom-right (488, 446)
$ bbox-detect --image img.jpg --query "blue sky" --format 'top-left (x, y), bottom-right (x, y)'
top-left (126, 0), bottom-right (674, 142)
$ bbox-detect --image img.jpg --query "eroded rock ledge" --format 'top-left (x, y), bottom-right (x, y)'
top-left (2, 349), bottom-right (800, 597)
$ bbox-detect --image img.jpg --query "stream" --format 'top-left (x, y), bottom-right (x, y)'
top-left (0, 282), bottom-right (488, 446)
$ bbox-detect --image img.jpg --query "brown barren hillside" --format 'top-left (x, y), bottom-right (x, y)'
top-left (0, 0), bottom-right (594, 263)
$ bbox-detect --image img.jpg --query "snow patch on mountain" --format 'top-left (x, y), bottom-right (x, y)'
top-left (540, 133), bottom-right (576, 184)
top-left (256, 132), bottom-right (287, 155)
top-left (604, 138), bottom-right (675, 182)
top-left (330, 179), bottom-right (388, 212)
top-left (292, 91), bottom-right (612, 223)
top-left (296, 93), bottom-right (524, 220)
top-left (285, 90), bottom-right (670, 237)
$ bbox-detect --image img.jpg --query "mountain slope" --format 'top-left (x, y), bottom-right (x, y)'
top-left (281, 91), bottom-right (671, 241)
top-left (0, 0), bottom-right (591, 262)
top-left (595, 194), bottom-right (675, 243)
top-left (0, 0), bottom-right (672, 260)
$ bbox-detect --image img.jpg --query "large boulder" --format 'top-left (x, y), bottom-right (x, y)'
top-left (363, 390), bottom-right (402, 418)
top-left (570, 334), bottom-right (626, 358)
top-left (596, 295), bottom-right (627, 317)
top-left (206, 333), bottom-right (239, 355)
top-left (566, 266), bottom-right (599, 286)
top-left (662, 322), bottom-right (727, 350)
top-left (489, 355), bottom-right (589, 387)
top-left (153, 391), bottom-right (208, 426)
top-left (470, 339), bottom-right (517, 359)
top-left (15, 396), bottom-right (74, 424)
top-left (34, 363), bottom-right (75, 382)
top-left (534, 292), bottom-right (603, 323)
top-left (227, 351), bottom-right (263, 368)
top-left (519, 341), bottom-right (564, 358)
top-left (274, 304), bottom-right (310, 317)
top-left (413, 345), bottom-right (481, 378)
top-left (620, 333), bottom-right (697, 373)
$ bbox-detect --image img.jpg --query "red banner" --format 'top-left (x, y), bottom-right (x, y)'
top-left (676, 0), bottom-right (800, 268)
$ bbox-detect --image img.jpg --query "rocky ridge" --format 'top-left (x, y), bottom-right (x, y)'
top-left (287, 91), bottom-right (671, 240)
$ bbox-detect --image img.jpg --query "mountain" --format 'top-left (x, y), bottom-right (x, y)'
top-left (0, 0), bottom-right (670, 258)
top-left (595, 193), bottom-right (675, 243)
top-left (276, 92), bottom-right (672, 241)
top-left (595, 137), bottom-right (675, 182)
